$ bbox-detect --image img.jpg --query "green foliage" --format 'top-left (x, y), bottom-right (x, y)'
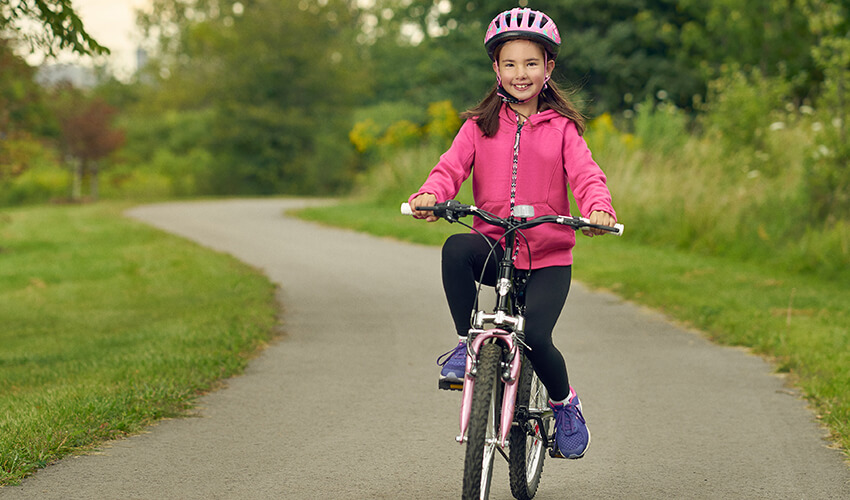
top-left (0, 133), bottom-right (49, 182)
top-left (700, 66), bottom-right (794, 163)
top-left (628, 97), bottom-right (689, 155)
top-left (0, 39), bottom-right (57, 138)
top-left (805, 135), bottom-right (850, 220)
top-left (0, 133), bottom-right (67, 206)
top-left (0, 164), bottom-right (68, 206)
top-left (349, 119), bottom-right (382, 154)
top-left (696, 0), bottom-right (815, 84)
top-left (348, 100), bottom-right (461, 160)
top-left (588, 98), bottom-right (849, 283)
top-left (425, 100), bottom-right (462, 149)
top-left (352, 142), bottom-right (447, 205)
top-left (126, 0), bottom-right (369, 196)
top-left (377, 119), bottom-right (422, 149)
top-left (0, 0), bottom-right (109, 57)
top-left (2, 0), bottom-right (847, 204)
top-left (801, 0), bottom-right (850, 220)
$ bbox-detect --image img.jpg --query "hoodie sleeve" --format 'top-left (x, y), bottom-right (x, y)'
top-left (408, 119), bottom-right (477, 204)
top-left (562, 120), bottom-right (617, 220)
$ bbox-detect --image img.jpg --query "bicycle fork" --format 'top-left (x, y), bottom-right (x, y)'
top-left (457, 329), bottom-right (522, 448)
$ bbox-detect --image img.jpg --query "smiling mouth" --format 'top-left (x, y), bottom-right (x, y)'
top-left (514, 84), bottom-right (532, 91)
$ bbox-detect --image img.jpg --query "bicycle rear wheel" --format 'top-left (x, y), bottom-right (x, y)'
top-left (462, 342), bottom-right (501, 500)
top-left (509, 356), bottom-right (550, 499)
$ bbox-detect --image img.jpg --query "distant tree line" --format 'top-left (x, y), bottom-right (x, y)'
top-left (0, 0), bottom-right (847, 210)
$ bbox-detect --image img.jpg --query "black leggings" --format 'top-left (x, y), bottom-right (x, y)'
top-left (441, 233), bottom-right (571, 401)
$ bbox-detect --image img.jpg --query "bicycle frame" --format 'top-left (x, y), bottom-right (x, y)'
top-left (458, 221), bottom-right (526, 448)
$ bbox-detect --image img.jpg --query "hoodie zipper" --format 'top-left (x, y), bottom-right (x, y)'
top-left (510, 110), bottom-right (523, 216)
top-left (510, 110), bottom-right (525, 262)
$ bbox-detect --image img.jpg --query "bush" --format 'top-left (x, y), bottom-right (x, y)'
top-left (0, 165), bottom-right (69, 206)
top-left (701, 66), bottom-right (793, 166)
top-left (425, 100), bottom-right (462, 149)
top-left (629, 96), bottom-right (690, 155)
top-left (805, 109), bottom-right (850, 220)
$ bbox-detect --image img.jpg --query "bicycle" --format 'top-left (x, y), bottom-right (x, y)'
top-left (401, 200), bottom-right (623, 500)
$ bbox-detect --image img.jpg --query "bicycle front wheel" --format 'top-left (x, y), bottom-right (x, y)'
top-left (462, 342), bottom-right (501, 500)
top-left (509, 357), bottom-right (550, 499)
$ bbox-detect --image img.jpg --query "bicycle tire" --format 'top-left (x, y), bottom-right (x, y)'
top-left (509, 356), bottom-right (550, 499)
top-left (462, 342), bottom-right (501, 500)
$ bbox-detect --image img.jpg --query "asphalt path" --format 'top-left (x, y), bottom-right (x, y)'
top-left (2, 198), bottom-right (848, 499)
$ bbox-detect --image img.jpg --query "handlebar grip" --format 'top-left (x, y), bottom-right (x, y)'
top-left (400, 203), bottom-right (413, 216)
top-left (579, 217), bottom-right (625, 236)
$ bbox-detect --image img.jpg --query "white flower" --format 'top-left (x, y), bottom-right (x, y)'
top-left (812, 122), bottom-right (824, 132)
top-left (769, 122), bottom-right (786, 131)
top-left (800, 105), bottom-right (814, 115)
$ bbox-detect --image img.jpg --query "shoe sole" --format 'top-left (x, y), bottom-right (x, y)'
top-left (439, 370), bottom-right (464, 382)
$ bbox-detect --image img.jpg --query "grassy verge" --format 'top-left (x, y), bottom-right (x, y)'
top-left (0, 202), bottom-right (278, 486)
top-left (297, 200), bottom-right (850, 460)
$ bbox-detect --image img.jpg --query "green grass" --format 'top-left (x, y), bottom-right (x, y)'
top-left (297, 200), bottom-right (850, 461)
top-left (0, 202), bottom-right (278, 485)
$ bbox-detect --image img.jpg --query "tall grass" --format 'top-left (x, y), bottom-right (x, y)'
top-left (351, 100), bottom-right (849, 286)
top-left (586, 103), bottom-right (849, 284)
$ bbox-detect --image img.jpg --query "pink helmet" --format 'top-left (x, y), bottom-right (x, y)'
top-left (484, 8), bottom-right (561, 61)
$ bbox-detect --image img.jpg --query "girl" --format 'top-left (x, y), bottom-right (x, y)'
top-left (408, 8), bottom-right (617, 460)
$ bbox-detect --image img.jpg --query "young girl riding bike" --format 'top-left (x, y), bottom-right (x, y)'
top-left (408, 7), bottom-right (617, 460)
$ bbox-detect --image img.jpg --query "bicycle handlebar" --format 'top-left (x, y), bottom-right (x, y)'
top-left (400, 201), bottom-right (624, 236)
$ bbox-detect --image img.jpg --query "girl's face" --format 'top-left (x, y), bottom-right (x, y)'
top-left (494, 39), bottom-right (555, 105)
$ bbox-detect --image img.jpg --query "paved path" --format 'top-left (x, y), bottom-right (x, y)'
top-left (2, 198), bottom-right (848, 499)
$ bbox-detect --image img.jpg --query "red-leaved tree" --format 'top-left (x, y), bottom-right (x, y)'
top-left (55, 90), bottom-right (124, 201)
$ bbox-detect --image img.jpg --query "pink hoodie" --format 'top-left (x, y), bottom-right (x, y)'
top-left (410, 104), bottom-right (615, 269)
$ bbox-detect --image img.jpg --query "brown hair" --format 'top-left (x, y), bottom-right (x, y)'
top-left (461, 41), bottom-right (586, 137)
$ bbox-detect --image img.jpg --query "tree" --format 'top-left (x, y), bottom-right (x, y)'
top-left (135, 0), bottom-right (369, 195)
top-left (0, 37), bottom-right (55, 136)
top-left (365, 0), bottom-right (819, 115)
top-left (53, 85), bottom-right (125, 201)
top-left (0, 37), bottom-right (57, 189)
top-left (0, 0), bottom-right (109, 57)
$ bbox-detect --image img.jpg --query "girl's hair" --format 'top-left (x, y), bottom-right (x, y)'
top-left (461, 41), bottom-right (586, 137)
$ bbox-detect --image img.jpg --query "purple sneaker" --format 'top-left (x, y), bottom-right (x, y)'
top-left (437, 341), bottom-right (466, 382)
top-left (549, 389), bottom-right (590, 459)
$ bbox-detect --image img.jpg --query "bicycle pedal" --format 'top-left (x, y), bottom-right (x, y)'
top-left (438, 379), bottom-right (464, 391)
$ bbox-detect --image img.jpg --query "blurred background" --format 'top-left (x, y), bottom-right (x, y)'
top-left (1, 0), bottom-right (849, 278)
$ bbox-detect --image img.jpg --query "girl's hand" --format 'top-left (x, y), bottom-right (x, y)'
top-left (409, 193), bottom-right (438, 222)
top-left (582, 210), bottom-right (617, 237)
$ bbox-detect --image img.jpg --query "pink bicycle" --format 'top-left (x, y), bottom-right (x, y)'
top-left (402, 200), bottom-right (623, 499)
